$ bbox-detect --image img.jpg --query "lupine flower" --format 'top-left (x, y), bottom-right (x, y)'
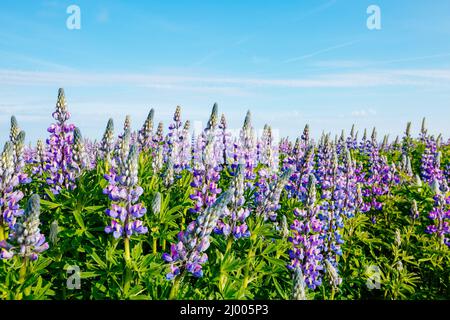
top-left (0, 140), bottom-right (26, 230)
top-left (44, 88), bottom-right (77, 194)
top-left (49, 220), bottom-right (59, 246)
top-left (163, 188), bottom-right (233, 279)
top-left (401, 154), bottom-right (413, 177)
top-left (214, 165), bottom-right (251, 239)
top-left (153, 122), bottom-right (164, 145)
top-left (257, 124), bottom-right (278, 174)
top-left (31, 140), bottom-right (46, 175)
top-left (0, 194), bottom-right (49, 260)
top-left (218, 113), bottom-right (231, 166)
top-left (402, 122), bottom-right (413, 157)
top-left (189, 111), bottom-right (222, 214)
top-left (324, 259), bottom-right (342, 288)
top-left (425, 180), bottom-right (450, 247)
top-left (205, 103), bottom-right (218, 133)
top-left (99, 118), bottom-right (115, 161)
top-left (239, 111), bottom-right (257, 181)
top-left (151, 192), bottom-right (162, 216)
top-left (71, 127), bottom-right (88, 173)
top-left (291, 266), bottom-right (307, 300)
top-left (346, 124), bottom-right (358, 150)
top-left (255, 168), bottom-right (291, 221)
top-left (286, 144), bottom-right (315, 201)
top-left (360, 131), bottom-right (400, 216)
top-left (319, 150), bottom-right (345, 272)
top-left (138, 109), bottom-right (154, 151)
top-left (114, 115), bottom-right (131, 170)
top-left (421, 136), bottom-right (444, 185)
top-left (104, 145), bottom-right (148, 239)
top-left (420, 117), bottom-right (428, 142)
top-left (288, 174), bottom-right (324, 290)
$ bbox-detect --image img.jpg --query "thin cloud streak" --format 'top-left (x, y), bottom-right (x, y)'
top-left (283, 40), bottom-right (359, 63)
top-left (0, 68), bottom-right (450, 90)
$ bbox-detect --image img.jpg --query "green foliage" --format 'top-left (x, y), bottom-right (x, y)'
top-left (0, 149), bottom-right (449, 300)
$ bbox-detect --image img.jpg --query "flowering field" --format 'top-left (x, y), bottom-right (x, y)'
top-left (0, 88), bottom-right (449, 300)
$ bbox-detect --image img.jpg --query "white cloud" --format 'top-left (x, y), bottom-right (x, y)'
top-left (1, 68), bottom-right (450, 90)
top-left (351, 108), bottom-right (377, 117)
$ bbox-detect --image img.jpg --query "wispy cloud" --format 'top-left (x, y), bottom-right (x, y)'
top-left (351, 108), bottom-right (377, 118)
top-left (283, 40), bottom-right (359, 63)
top-left (1, 68), bottom-right (450, 90)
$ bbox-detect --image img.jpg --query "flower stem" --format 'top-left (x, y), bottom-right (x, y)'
top-left (19, 257), bottom-right (28, 283)
top-left (0, 224), bottom-right (5, 241)
top-left (219, 237), bottom-right (234, 292)
top-left (152, 237), bottom-right (158, 254)
top-left (124, 237), bottom-right (131, 264)
top-left (169, 273), bottom-right (183, 300)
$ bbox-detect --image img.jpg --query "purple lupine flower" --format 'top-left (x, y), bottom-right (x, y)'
top-left (425, 180), bottom-right (450, 247)
top-left (421, 136), bottom-right (444, 185)
top-left (190, 132), bottom-right (222, 214)
top-left (286, 144), bottom-right (315, 202)
top-left (163, 107), bottom-right (191, 182)
top-left (336, 130), bottom-right (346, 155)
top-left (359, 129), bottom-right (368, 155)
top-left (8, 117), bottom-right (31, 185)
top-left (163, 188), bottom-right (233, 279)
top-left (0, 142), bottom-right (24, 231)
top-left (255, 168), bottom-right (291, 221)
top-left (360, 131), bottom-right (399, 217)
top-left (44, 88), bottom-right (77, 194)
top-left (288, 174), bottom-right (324, 290)
top-left (104, 145), bottom-right (148, 239)
top-left (318, 150), bottom-right (345, 280)
top-left (0, 122), bottom-right (31, 233)
top-left (189, 105), bottom-right (223, 213)
top-left (315, 134), bottom-right (334, 186)
top-left (346, 125), bottom-right (358, 151)
top-left (214, 165), bottom-right (251, 239)
top-left (31, 140), bottom-right (46, 176)
top-left (0, 194), bottom-right (48, 260)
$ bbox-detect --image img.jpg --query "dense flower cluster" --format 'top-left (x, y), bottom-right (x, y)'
top-left (103, 145), bottom-right (148, 239)
top-left (288, 174), bottom-right (324, 289)
top-left (162, 188), bottom-right (233, 279)
top-left (214, 165), bottom-right (251, 239)
top-left (44, 88), bottom-right (77, 194)
top-left (0, 194), bottom-right (48, 260)
top-left (425, 180), bottom-right (450, 247)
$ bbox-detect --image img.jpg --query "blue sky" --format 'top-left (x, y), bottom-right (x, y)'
top-left (1, 0), bottom-right (450, 143)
